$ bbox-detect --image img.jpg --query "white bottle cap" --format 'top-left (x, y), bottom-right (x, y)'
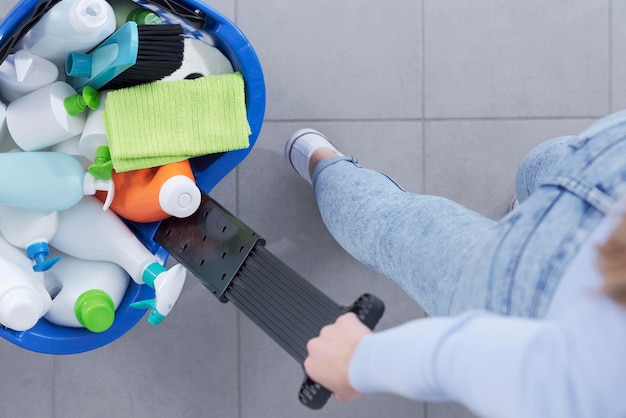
top-left (70, 0), bottom-right (111, 33)
top-left (0, 286), bottom-right (44, 331)
top-left (159, 175), bottom-right (201, 218)
top-left (83, 172), bottom-right (115, 210)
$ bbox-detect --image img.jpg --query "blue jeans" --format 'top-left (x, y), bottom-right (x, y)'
top-left (312, 111), bottom-right (626, 318)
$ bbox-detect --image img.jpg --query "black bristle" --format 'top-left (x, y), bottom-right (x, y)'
top-left (101, 24), bottom-right (185, 90)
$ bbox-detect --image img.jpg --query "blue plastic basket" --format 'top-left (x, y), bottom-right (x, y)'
top-left (0, 0), bottom-right (265, 354)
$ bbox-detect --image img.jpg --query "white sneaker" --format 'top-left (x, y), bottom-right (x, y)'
top-left (509, 196), bottom-right (520, 212)
top-left (284, 129), bottom-right (343, 185)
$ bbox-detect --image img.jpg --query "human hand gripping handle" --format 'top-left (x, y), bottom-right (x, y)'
top-left (300, 294), bottom-right (384, 409)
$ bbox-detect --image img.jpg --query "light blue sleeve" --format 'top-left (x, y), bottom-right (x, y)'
top-left (349, 293), bottom-right (626, 418)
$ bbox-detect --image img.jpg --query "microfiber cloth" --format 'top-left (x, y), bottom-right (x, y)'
top-left (103, 72), bottom-right (251, 172)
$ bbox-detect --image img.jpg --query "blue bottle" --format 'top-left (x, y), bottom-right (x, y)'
top-left (0, 151), bottom-right (113, 211)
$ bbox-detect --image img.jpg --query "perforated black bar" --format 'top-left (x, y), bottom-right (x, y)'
top-left (154, 193), bottom-right (385, 410)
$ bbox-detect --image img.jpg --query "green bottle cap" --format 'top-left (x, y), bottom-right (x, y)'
top-left (63, 94), bottom-right (87, 115)
top-left (88, 145), bottom-right (113, 180)
top-left (63, 86), bottom-right (101, 116)
top-left (74, 290), bottom-right (115, 333)
top-left (127, 8), bottom-right (163, 25)
top-left (81, 86), bottom-right (101, 110)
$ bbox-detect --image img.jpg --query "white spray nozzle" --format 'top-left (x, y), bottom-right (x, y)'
top-left (83, 172), bottom-right (115, 210)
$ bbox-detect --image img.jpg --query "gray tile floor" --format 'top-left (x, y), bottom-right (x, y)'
top-left (0, 1), bottom-right (620, 417)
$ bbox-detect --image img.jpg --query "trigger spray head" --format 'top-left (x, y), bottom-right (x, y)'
top-left (83, 172), bottom-right (115, 210)
top-left (26, 242), bottom-right (62, 272)
top-left (88, 145), bottom-right (113, 180)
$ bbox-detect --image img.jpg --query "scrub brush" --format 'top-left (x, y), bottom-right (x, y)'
top-left (66, 22), bottom-right (184, 92)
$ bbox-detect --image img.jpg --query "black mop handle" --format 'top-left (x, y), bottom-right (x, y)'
top-left (154, 193), bottom-right (384, 410)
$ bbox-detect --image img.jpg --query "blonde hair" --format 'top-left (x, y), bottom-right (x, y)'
top-left (598, 211), bottom-right (626, 306)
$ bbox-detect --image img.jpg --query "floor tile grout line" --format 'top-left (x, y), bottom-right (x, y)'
top-left (420, 0), bottom-right (427, 202)
top-left (263, 116), bottom-right (603, 123)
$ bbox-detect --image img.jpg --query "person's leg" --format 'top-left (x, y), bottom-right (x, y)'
top-left (286, 114), bottom-right (626, 319)
top-left (515, 136), bottom-right (578, 203)
top-left (286, 129), bottom-right (496, 315)
top-left (450, 111), bottom-right (626, 318)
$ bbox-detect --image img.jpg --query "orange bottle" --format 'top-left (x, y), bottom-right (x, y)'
top-left (96, 160), bottom-right (201, 222)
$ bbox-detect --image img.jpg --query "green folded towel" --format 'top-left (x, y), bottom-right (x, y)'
top-left (103, 72), bottom-right (251, 172)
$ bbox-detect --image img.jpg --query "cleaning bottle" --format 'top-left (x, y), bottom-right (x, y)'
top-left (107, 0), bottom-right (163, 28)
top-left (18, 0), bottom-right (116, 68)
top-left (0, 151), bottom-right (114, 211)
top-left (44, 250), bottom-right (130, 333)
top-left (0, 234), bottom-right (51, 331)
top-left (6, 81), bottom-right (87, 151)
top-left (79, 90), bottom-right (109, 163)
top-left (0, 50), bottom-right (59, 102)
top-left (96, 160), bottom-right (201, 222)
top-left (78, 91), bottom-right (114, 181)
top-left (50, 196), bottom-right (186, 325)
top-left (0, 205), bottom-right (61, 272)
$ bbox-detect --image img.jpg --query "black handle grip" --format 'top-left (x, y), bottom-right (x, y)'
top-left (298, 293), bottom-right (385, 410)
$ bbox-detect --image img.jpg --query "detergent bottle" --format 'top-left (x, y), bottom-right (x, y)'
top-left (0, 205), bottom-right (61, 272)
top-left (0, 151), bottom-right (114, 211)
top-left (0, 234), bottom-right (51, 331)
top-left (19, 0), bottom-right (116, 68)
top-left (0, 50), bottom-right (59, 102)
top-left (50, 196), bottom-right (187, 325)
top-left (6, 81), bottom-right (88, 151)
top-left (96, 160), bottom-right (201, 222)
top-left (44, 250), bottom-right (130, 333)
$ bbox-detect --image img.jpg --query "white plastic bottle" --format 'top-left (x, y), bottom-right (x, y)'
top-left (19, 0), bottom-right (116, 68)
top-left (50, 196), bottom-right (186, 325)
top-left (44, 250), bottom-right (129, 332)
top-left (6, 81), bottom-right (87, 151)
top-left (0, 205), bottom-right (61, 272)
top-left (0, 50), bottom-right (59, 102)
top-left (0, 234), bottom-right (51, 331)
top-left (79, 90), bottom-right (108, 162)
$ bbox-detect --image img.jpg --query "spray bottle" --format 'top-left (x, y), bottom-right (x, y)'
top-left (0, 234), bottom-right (51, 331)
top-left (44, 250), bottom-right (130, 333)
top-left (0, 151), bottom-right (114, 211)
top-left (0, 205), bottom-right (61, 272)
top-left (50, 196), bottom-right (186, 325)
